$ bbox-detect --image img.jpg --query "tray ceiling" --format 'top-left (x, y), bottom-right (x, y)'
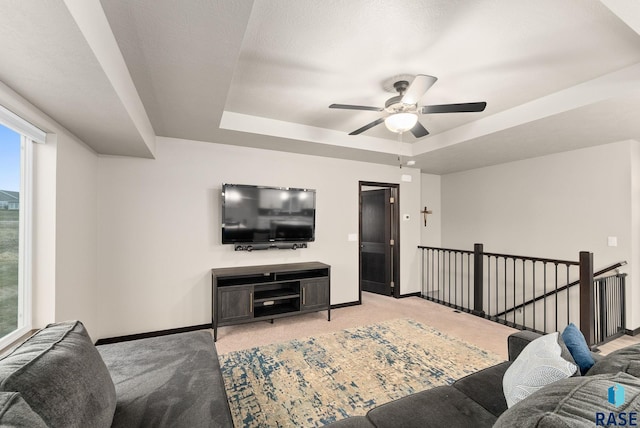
top-left (0, 0), bottom-right (638, 172)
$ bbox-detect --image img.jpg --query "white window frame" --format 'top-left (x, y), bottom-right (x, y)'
top-left (0, 105), bottom-right (44, 349)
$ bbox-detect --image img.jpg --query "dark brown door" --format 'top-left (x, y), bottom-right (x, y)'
top-left (360, 189), bottom-right (392, 295)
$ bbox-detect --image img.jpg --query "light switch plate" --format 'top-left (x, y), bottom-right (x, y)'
top-left (607, 236), bottom-right (618, 247)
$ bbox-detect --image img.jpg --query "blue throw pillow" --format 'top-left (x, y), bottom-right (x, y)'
top-left (561, 323), bottom-right (595, 375)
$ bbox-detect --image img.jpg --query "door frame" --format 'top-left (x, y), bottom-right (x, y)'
top-left (358, 181), bottom-right (401, 301)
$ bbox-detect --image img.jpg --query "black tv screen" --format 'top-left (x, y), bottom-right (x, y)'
top-left (222, 184), bottom-right (316, 244)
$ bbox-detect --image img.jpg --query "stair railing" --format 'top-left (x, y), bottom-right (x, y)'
top-left (495, 261), bottom-right (627, 318)
top-left (418, 243), bottom-right (624, 346)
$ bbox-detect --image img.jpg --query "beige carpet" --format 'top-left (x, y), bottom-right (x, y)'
top-left (220, 318), bottom-right (503, 427)
top-left (214, 292), bottom-right (518, 360)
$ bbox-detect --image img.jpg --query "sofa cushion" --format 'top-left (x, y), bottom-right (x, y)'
top-left (562, 323), bottom-right (595, 375)
top-left (0, 320), bottom-right (116, 427)
top-left (502, 332), bottom-right (578, 408)
top-left (452, 361), bottom-right (511, 417)
top-left (0, 392), bottom-right (48, 427)
top-left (366, 385), bottom-right (497, 428)
top-left (587, 343), bottom-right (640, 377)
top-left (494, 372), bottom-right (640, 427)
top-left (97, 330), bottom-right (233, 428)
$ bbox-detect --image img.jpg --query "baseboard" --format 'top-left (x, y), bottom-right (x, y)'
top-left (625, 327), bottom-right (640, 336)
top-left (398, 292), bottom-right (421, 298)
top-left (331, 300), bottom-right (361, 310)
top-left (95, 323), bottom-right (212, 346)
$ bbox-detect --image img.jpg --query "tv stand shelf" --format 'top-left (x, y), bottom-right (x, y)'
top-left (254, 289), bottom-right (299, 301)
top-left (211, 262), bottom-right (330, 341)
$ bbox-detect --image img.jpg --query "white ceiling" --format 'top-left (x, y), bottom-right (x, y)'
top-left (1, 0), bottom-right (639, 173)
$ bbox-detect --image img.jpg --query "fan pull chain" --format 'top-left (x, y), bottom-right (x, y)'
top-left (398, 132), bottom-right (404, 168)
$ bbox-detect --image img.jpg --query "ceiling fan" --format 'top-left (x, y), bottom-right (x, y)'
top-left (329, 74), bottom-right (487, 138)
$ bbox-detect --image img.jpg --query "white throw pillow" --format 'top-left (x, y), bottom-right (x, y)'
top-left (503, 332), bottom-right (577, 408)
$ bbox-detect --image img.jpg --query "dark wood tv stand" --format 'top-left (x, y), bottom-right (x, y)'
top-left (211, 261), bottom-right (330, 341)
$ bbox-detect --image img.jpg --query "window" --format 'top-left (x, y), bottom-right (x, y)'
top-left (0, 105), bottom-right (44, 349)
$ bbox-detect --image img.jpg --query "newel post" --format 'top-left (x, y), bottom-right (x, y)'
top-left (579, 251), bottom-right (595, 346)
top-left (473, 243), bottom-right (485, 317)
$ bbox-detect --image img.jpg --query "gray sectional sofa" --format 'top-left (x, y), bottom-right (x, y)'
top-left (3, 321), bottom-right (639, 428)
top-left (0, 320), bottom-right (233, 427)
top-left (331, 330), bottom-right (640, 427)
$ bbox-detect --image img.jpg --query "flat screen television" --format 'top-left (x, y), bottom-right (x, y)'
top-left (221, 183), bottom-right (316, 244)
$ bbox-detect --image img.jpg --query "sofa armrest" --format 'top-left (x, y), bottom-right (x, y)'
top-left (507, 330), bottom-right (604, 363)
top-left (507, 331), bottom-right (542, 361)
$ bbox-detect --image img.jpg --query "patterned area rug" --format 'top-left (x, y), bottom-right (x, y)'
top-left (219, 318), bottom-right (503, 427)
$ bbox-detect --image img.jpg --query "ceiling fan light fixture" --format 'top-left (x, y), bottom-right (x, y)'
top-left (384, 112), bottom-right (418, 133)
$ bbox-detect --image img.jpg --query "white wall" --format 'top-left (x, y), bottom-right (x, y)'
top-left (0, 80), bottom-right (100, 334)
top-left (94, 137), bottom-right (422, 339)
top-left (32, 138), bottom-right (57, 328)
top-left (420, 173), bottom-right (441, 247)
top-left (440, 140), bottom-right (639, 329)
top-left (54, 135), bottom-right (99, 331)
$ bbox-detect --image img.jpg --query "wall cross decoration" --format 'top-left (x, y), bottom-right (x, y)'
top-left (421, 206), bottom-right (433, 226)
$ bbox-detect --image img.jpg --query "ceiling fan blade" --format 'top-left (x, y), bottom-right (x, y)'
top-left (349, 117), bottom-right (385, 135)
top-left (420, 102), bottom-right (487, 114)
top-left (329, 104), bottom-right (383, 112)
top-left (401, 75), bottom-right (438, 105)
top-left (409, 121), bottom-right (429, 138)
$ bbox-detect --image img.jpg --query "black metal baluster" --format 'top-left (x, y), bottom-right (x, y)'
top-left (596, 278), bottom-right (600, 342)
top-left (422, 249), bottom-right (431, 298)
top-left (421, 249), bottom-right (424, 297)
top-left (454, 251), bottom-right (458, 307)
top-left (424, 249), bottom-right (428, 298)
top-left (596, 279), bottom-right (601, 343)
top-left (487, 256), bottom-right (491, 319)
top-left (566, 264), bottom-right (570, 328)
top-left (438, 250), bottom-right (446, 304)
top-left (532, 261), bottom-right (536, 332)
top-left (432, 249), bottom-right (436, 300)
top-left (447, 251), bottom-right (451, 305)
top-left (554, 263), bottom-right (559, 332)
top-left (620, 276), bottom-right (624, 334)
top-left (607, 277), bottom-right (612, 338)
top-left (512, 258), bottom-right (516, 327)
top-left (522, 260), bottom-right (526, 329)
top-left (601, 279), bottom-right (604, 343)
top-left (467, 253), bottom-right (470, 311)
top-left (608, 277), bottom-right (611, 339)
top-left (543, 263), bottom-right (547, 333)
top-left (500, 257), bottom-right (505, 324)
top-left (437, 250), bottom-right (440, 302)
